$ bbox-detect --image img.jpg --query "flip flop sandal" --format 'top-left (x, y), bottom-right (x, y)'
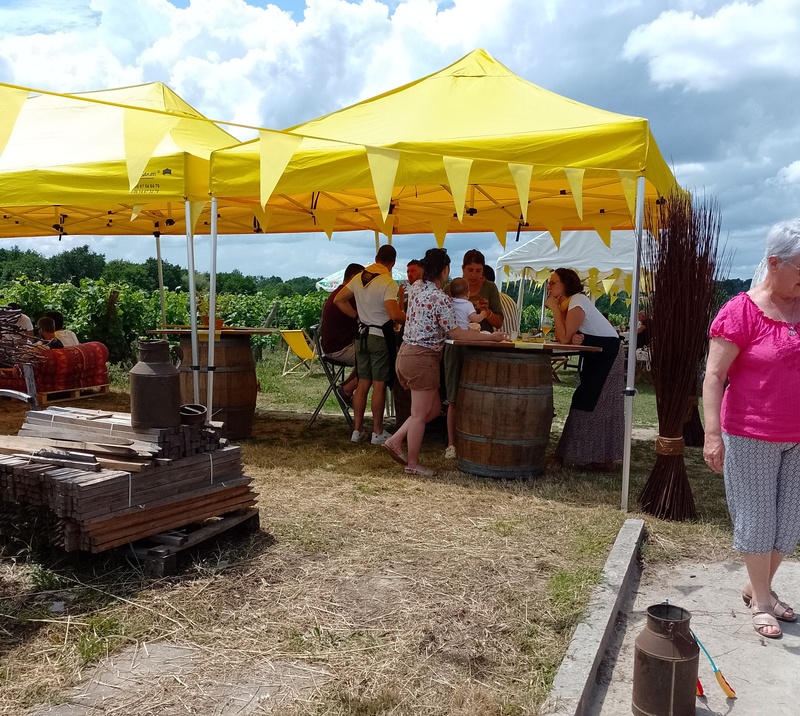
top-left (381, 442), bottom-right (407, 466)
top-left (741, 590), bottom-right (796, 622)
top-left (751, 608), bottom-right (782, 639)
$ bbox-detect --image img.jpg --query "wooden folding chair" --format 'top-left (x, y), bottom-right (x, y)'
top-left (280, 329), bottom-right (317, 376)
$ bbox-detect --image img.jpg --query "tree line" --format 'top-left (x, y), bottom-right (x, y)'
top-left (0, 245), bottom-right (319, 298)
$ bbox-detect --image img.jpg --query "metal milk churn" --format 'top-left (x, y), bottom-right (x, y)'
top-left (632, 603), bottom-right (699, 716)
top-left (130, 339), bottom-right (181, 428)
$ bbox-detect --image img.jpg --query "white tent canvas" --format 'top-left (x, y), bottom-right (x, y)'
top-left (315, 267), bottom-right (407, 292)
top-left (496, 231), bottom-right (636, 283)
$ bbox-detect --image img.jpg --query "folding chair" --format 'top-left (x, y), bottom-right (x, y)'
top-left (308, 324), bottom-right (354, 429)
top-left (280, 329), bottom-right (317, 376)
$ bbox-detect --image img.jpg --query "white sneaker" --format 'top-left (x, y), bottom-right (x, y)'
top-left (444, 445), bottom-right (458, 459)
top-left (371, 430), bottom-right (392, 445)
top-left (351, 430), bottom-right (367, 443)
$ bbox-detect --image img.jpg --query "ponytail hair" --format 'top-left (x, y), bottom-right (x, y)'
top-left (420, 248), bottom-right (450, 282)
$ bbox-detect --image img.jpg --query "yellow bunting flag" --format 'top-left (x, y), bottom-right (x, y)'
top-left (442, 156), bottom-right (473, 223)
top-left (314, 209), bottom-right (337, 239)
top-left (544, 221), bottom-right (562, 248)
top-left (124, 108), bottom-right (179, 192)
top-left (366, 147), bottom-right (400, 222)
top-left (618, 170), bottom-right (639, 220)
top-left (430, 214), bottom-right (451, 247)
top-left (259, 130), bottom-right (303, 209)
top-left (508, 163), bottom-right (533, 224)
top-left (0, 86), bottom-right (28, 159)
top-left (187, 201), bottom-right (206, 231)
top-left (564, 167), bottom-right (585, 220)
top-left (601, 277), bottom-right (616, 295)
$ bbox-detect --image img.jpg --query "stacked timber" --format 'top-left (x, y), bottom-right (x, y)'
top-left (0, 406), bottom-right (257, 552)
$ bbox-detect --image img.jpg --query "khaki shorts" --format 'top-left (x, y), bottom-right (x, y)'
top-left (327, 344), bottom-right (355, 365)
top-left (355, 334), bottom-right (391, 382)
top-left (443, 343), bottom-right (467, 404)
top-left (396, 343), bottom-right (442, 391)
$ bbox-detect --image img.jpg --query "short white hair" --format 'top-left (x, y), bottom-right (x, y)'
top-left (752, 219), bottom-right (800, 284)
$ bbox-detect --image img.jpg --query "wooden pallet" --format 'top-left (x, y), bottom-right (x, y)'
top-left (124, 507), bottom-right (260, 576)
top-left (38, 384), bottom-right (109, 406)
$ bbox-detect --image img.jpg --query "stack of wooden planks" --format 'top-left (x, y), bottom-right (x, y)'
top-left (0, 406), bottom-right (257, 552)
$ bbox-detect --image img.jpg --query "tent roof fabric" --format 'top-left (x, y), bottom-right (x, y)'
top-left (0, 82), bottom-right (242, 238)
top-left (210, 48), bottom-right (680, 243)
top-left (497, 231), bottom-right (636, 280)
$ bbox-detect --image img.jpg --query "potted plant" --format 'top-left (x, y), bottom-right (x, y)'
top-left (196, 293), bottom-right (224, 330)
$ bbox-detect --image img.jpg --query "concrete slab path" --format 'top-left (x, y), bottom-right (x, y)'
top-left (589, 560), bottom-right (800, 716)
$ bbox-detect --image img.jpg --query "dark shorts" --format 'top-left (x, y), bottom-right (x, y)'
top-left (396, 343), bottom-right (442, 391)
top-left (443, 343), bottom-right (467, 403)
top-left (355, 334), bottom-right (390, 382)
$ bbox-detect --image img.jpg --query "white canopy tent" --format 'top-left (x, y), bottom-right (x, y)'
top-left (315, 267), bottom-right (407, 292)
top-left (496, 230), bottom-right (637, 320)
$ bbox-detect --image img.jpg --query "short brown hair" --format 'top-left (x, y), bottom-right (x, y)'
top-left (462, 249), bottom-right (485, 267)
top-left (37, 316), bottom-right (56, 334)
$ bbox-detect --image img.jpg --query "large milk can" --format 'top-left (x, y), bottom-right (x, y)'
top-left (632, 603), bottom-right (699, 716)
top-left (130, 339), bottom-right (181, 428)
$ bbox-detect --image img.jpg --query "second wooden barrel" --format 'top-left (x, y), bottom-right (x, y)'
top-left (455, 348), bottom-right (553, 478)
top-left (179, 334), bottom-right (258, 439)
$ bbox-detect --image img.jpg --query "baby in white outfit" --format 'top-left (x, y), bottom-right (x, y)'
top-left (449, 277), bottom-right (487, 330)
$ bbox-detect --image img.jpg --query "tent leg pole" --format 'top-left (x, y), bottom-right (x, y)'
top-left (206, 197), bottom-right (218, 423)
top-left (185, 201), bottom-right (200, 405)
top-left (155, 233), bottom-right (167, 329)
top-left (621, 176), bottom-right (646, 512)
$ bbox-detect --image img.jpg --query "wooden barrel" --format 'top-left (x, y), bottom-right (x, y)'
top-left (455, 347), bottom-right (553, 478)
top-left (179, 334), bottom-right (258, 439)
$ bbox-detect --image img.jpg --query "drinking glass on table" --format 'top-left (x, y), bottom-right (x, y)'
top-left (541, 313), bottom-right (553, 341)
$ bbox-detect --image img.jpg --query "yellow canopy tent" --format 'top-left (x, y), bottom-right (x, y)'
top-left (0, 82), bottom-right (248, 406)
top-left (0, 82), bottom-right (246, 238)
top-left (209, 48), bottom-right (679, 248)
top-left (209, 48), bottom-right (676, 509)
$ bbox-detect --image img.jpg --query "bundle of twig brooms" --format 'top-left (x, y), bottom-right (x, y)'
top-left (639, 191), bottom-right (727, 520)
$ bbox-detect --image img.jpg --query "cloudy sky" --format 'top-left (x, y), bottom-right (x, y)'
top-left (1, 0), bottom-right (798, 280)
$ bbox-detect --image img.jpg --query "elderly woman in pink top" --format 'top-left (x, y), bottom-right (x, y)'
top-left (703, 219), bottom-right (800, 639)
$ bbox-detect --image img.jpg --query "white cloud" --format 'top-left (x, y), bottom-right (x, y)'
top-left (771, 161), bottom-right (800, 186)
top-left (623, 0), bottom-right (800, 91)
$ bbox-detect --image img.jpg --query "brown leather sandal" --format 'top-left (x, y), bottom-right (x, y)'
top-left (742, 590), bottom-right (796, 622)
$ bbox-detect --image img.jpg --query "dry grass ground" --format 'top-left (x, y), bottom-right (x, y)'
top-left (0, 357), bottom-right (738, 715)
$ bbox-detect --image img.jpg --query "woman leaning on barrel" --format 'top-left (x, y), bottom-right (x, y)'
top-left (702, 219), bottom-right (800, 639)
top-left (545, 268), bottom-right (624, 471)
top-left (381, 248), bottom-right (506, 476)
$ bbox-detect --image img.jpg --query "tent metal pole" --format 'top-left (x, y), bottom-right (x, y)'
top-left (374, 229), bottom-right (380, 252)
top-left (154, 233), bottom-right (167, 329)
top-left (206, 197), bottom-right (218, 423)
top-left (516, 268), bottom-right (525, 316)
top-left (185, 200), bottom-right (200, 404)
top-left (621, 176), bottom-right (646, 512)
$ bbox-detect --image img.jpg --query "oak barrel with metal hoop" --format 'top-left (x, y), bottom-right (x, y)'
top-left (179, 334), bottom-right (258, 439)
top-left (455, 347), bottom-right (553, 478)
